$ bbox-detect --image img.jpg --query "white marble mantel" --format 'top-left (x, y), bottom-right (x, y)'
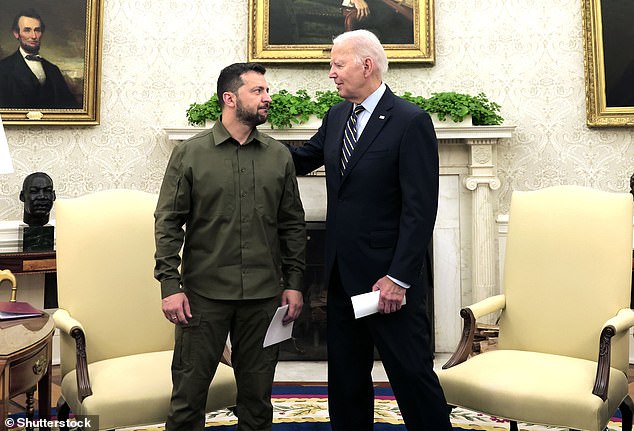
top-left (164, 123), bottom-right (515, 352)
top-left (164, 123), bottom-right (514, 142)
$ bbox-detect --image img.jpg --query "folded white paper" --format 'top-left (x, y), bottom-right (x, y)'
top-left (351, 290), bottom-right (406, 319)
top-left (263, 305), bottom-right (294, 347)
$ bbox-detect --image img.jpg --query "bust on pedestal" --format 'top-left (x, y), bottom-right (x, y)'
top-left (19, 172), bottom-right (56, 252)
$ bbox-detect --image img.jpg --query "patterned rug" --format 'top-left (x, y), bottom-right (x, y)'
top-left (118, 384), bottom-right (627, 431)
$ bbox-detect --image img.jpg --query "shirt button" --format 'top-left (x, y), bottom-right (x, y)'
top-left (240, 168), bottom-right (246, 173)
top-left (241, 192), bottom-right (247, 198)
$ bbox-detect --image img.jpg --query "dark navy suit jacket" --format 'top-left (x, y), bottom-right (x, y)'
top-left (0, 50), bottom-right (80, 109)
top-left (290, 86), bottom-right (439, 297)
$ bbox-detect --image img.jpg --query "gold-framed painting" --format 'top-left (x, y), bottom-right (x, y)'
top-left (0, 0), bottom-right (103, 125)
top-left (248, 0), bottom-right (434, 64)
top-left (582, 0), bottom-right (634, 127)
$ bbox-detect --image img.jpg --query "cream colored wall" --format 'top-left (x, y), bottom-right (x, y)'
top-left (0, 0), bottom-right (633, 221)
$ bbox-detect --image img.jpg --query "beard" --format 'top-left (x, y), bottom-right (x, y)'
top-left (236, 100), bottom-right (268, 127)
top-left (20, 40), bottom-right (40, 55)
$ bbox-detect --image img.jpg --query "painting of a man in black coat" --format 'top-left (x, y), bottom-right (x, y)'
top-left (0, 8), bottom-right (80, 109)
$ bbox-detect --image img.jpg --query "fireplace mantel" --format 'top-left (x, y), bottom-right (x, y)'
top-left (164, 123), bottom-right (515, 351)
top-left (164, 124), bottom-right (514, 142)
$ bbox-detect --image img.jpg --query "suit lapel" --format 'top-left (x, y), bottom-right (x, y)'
top-left (341, 89), bottom-right (395, 182)
top-left (11, 51), bottom-right (40, 87)
top-left (326, 102), bottom-right (352, 190)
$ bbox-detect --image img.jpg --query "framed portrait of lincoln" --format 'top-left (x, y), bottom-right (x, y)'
top-left (248, 0), bottom-right (435, 64)
top-left (0, 0), bottom-right (103, 125)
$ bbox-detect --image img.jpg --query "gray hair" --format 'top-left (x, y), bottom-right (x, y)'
top-left (332, 30), bottom-right (389, 78)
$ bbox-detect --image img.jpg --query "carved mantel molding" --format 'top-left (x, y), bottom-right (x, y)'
top-left (164, 124), bottom-right (515, 142)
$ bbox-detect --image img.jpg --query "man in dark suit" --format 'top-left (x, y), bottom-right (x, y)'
top-left (289, 29), bottom-right (452, 430)
top-left (0, 9), bottom-right (79, 109)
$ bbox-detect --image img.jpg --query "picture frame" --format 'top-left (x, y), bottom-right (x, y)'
top-left (0, 0), bottom-right (103, 125)
top-left (582, 0), bottom-right (634, 127)
top-left (248, 0), bottom-right (434, 64)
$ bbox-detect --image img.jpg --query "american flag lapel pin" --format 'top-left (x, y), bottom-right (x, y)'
top-left (379, 115), bottom-right (385, 120)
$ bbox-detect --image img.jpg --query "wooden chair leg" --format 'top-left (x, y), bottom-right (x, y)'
top-left (620, 395), bottom-right (634, 431)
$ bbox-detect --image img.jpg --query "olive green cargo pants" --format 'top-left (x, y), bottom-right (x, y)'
top-left (165, 290), bottom-right (281, 431)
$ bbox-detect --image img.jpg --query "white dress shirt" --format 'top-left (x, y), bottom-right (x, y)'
top-left (21, 47), bottom-right (46, 85)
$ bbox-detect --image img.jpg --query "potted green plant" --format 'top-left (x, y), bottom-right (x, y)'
top-left (186, 90), bottom-right (503, 127)
top-left (313, 90), bottom-right (344, 119)
top-left (186, 90), bottom-right (342, 128)
top-left (268, 89), bottom-right (316, 129)
top-left (186, 94), bottom-right (221, 126)
top-left (402, 91), bottom-right (504, 126)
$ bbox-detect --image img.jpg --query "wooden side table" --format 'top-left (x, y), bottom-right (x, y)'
top-left (0, 314), bottom-right (54, 431)
top-left (0, 252), bottom-right (56, 275)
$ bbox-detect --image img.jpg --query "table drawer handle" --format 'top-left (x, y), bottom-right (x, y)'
top-left (32, 357), bottom-right (45, 375)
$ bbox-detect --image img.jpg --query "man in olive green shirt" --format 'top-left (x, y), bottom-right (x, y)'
top-left (154, 62), bottom-right (306, 431)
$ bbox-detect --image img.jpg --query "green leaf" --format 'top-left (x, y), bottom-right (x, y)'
top-left (185, 89), bottom-right (503, 128)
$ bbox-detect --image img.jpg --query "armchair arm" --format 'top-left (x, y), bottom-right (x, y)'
top-left (603, 308), bottom-right (634, 334)
top-left (592, 308), bottom-right (634, 401)
top-left (53, 309), bottom-right (93, 402)
top-left (442, 294), bottom-right (506, 369)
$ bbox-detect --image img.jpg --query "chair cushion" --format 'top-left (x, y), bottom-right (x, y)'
top-left (437, 350), bottom-right (628, 431)
top-left (60, 350), bottom-right (236, 430)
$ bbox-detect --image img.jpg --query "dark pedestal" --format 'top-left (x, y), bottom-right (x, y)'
top-left (19, 225), bottom-right (54, 252)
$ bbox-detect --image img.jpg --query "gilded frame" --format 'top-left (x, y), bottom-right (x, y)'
top-left (0, 0), bottom-right (103, 125)
top-left (582, 0), bottom-right (634, 127)
top-left (248, 0), bottom-right (434, 63)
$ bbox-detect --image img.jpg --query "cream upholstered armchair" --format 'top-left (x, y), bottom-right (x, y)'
top-left (437, 185), bottom-right (634, 431)
top-left (53, 189), bottom-right (236, 430)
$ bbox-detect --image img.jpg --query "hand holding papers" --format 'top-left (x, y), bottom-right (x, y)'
top-left (351, 290), bottom-right (406, 319)
top-left (263, 305), bottom-right (294, 347)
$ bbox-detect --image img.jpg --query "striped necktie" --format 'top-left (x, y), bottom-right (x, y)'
top-left (340, 105), bottom-right (365, 174)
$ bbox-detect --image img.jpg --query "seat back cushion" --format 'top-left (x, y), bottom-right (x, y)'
top-left (55, 189), bottom-right (174, 376)
top-left (498, 185), bottom-right (633, 371)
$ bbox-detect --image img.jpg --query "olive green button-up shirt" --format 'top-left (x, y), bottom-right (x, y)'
top-left (154, 120), bottom-right (306, 300)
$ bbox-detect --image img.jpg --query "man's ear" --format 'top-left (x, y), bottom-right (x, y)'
top-left (19, 191), bottom-right (25, 202)
top-left (222, 92), bottom-right (236, 108)
top-left (12, 31), bottom-right (19, 40)
top-left (362, 57), bottom-right (374, 77)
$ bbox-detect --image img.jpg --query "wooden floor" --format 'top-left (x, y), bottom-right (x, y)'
top-left (7, 364), bottom-right (634, 417)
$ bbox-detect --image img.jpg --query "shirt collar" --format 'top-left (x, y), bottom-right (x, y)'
top-left (211, 117), bottom-right (267, 147)
top-left (356, 82), bottom-right (386, 114)
top-left (20, 47), bottom-right (41, 61)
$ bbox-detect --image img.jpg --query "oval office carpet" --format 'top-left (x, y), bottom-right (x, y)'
top-left (115, 384), bottom-right (627, 431)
